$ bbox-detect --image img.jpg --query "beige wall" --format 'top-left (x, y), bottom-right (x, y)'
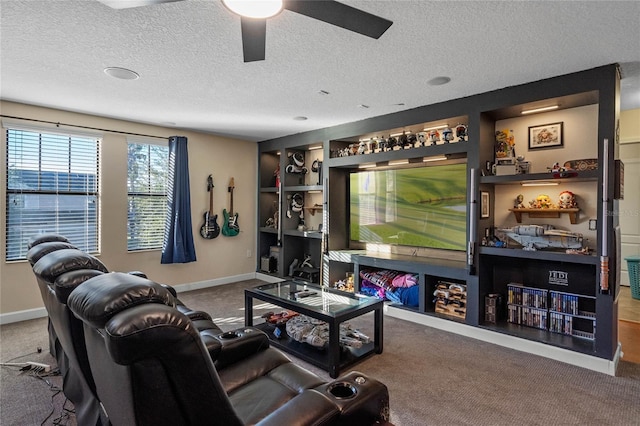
top-left (0, 101), bottom-right (257, 316)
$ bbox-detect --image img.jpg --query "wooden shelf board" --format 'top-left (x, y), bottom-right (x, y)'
top-left (509, 208), bottom-right (579, 224)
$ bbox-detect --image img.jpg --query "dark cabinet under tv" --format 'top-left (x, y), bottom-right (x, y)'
top-left (257, 64), bottom-right (621, 374)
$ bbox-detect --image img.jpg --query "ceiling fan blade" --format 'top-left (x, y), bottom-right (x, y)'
top-left (96, 0), bottom-right (183, 9)
top-left (284, 0), bottom-right (392, 39)
top-left (241, 17), bottom-right (266, 62)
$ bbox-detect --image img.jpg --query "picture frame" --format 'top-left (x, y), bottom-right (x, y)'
top-left (481, 191), bottom-right (490, 218)
top-left (528, 122), bottom-right (563, 150)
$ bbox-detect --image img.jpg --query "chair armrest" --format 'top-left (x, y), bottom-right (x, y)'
top-left (314, 371), bottom-right (390, 424)
top-left (212, 327), bottom-right (270, 369)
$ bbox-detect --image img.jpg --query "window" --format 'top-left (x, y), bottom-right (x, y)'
top-left (127, 141), bottom-right (168, 251)
top-left (6, 128), bottom-right (100, 261)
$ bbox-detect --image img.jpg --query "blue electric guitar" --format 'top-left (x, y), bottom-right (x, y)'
top-left (222, 177), bottom-right (240, 237)
top-left (199, 175), bottom-right (220, 239)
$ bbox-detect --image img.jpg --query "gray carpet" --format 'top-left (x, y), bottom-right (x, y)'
top-left (2, 279), bottom-right (640, 425)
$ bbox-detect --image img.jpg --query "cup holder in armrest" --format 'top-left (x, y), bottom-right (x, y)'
top-left (219, 331), bottom-right (240, 339)
top-left (327, 382), bottom-right (357, 399)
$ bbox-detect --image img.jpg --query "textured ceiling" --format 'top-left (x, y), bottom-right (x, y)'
top-left (1, 0), bottom-right (639, 142)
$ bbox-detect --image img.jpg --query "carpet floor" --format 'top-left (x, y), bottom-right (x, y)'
top-left (2, 279), bottom-right (640, 425)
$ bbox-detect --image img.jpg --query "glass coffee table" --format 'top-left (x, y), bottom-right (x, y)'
top-left (245, 281), bottom-right (383, 378)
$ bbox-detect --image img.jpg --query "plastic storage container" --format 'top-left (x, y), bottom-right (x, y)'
top-left (625, 255), bottom-right (640, 300)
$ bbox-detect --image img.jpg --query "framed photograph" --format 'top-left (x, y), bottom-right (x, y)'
top-left (481, 191), bottom-right (490, 218)
top-left (528, 122), bottom-right (563, 150)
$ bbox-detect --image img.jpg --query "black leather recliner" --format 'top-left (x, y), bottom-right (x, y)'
top-left (31, 247), bottom-right (111, 426)
top-left (26, 233), bottom-right (78, 362)
top-left (68, 272), bottom-right (390, 426)
top-left (27, 235), bottom-right (232, 425)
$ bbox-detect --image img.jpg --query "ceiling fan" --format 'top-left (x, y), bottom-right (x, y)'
top-left (97, 0), bottom-right (393, 62)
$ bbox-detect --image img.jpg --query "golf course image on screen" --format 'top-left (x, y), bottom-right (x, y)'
top-left (350, 163), bottom-right (467, 251)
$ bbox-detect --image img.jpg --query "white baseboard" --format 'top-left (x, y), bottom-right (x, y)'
top-left (0, 272), bottom-right (271, 325)
top-left (385, 305), bottom-right (620, 376)
top-left (255, 273), bottom-right (286, 283)
top-left (172, 272), bottom-right (259, 293)
top-left (0, 307), bottom-right (48, 325)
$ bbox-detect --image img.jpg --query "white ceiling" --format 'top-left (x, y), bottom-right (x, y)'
top-left (1, 0), bottom-right (639, 142)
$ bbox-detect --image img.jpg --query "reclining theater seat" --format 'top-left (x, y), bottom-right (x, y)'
top-left (32, 255), bottom-right (227, 426)
top-left (26, 233), bottom-right (77, 361)
top-left (31, 248), bottom-right (111, 426)
top-left (68, 272), bottom-right (390, 426)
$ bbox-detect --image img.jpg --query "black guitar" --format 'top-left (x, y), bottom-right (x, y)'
top-left (222, 177), bottom-right (240, 237)
top-left (199, 175), bottom-right (220, 239)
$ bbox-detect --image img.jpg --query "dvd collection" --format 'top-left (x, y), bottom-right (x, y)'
top-left (506, 283), bottom-right (595, 340)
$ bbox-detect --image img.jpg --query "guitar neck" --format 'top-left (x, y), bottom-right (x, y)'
top-left (209, 189), bottom-right (213, 214)
top-left (228, 178), bottom-right (235, 215)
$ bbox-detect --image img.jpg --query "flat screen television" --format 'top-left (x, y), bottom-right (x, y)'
top-left (349, 162), bottom-right (467, 251)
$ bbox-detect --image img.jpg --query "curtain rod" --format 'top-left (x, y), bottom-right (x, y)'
top-left (0, 114), bottom-right (170, 140)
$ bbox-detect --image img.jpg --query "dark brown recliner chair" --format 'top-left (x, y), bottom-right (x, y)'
top-left (68, 272), bottom-right (390, 426)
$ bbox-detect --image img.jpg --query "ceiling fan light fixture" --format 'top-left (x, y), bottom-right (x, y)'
top-left (222, 0), bottom-right (283, 19)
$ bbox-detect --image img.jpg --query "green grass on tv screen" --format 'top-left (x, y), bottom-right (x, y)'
top-left (350, 163), bottom-right (467, 251)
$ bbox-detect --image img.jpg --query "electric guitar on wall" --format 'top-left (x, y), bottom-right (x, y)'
top-left (200, 175), bottom-right (220, 239)
top-left (222, 177), bottom-right (240, 237)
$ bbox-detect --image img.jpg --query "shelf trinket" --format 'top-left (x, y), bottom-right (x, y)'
top-left (558, 190), bottom-right (578, 209)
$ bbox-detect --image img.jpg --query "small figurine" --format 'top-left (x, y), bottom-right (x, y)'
top-left (357, 140), bottom-right (366, 155)
top-left (547, 162), bottom-right (564, 173)
top-left (516, 155), bottom-right (530, 174)
top-left (548, 162), bottom-right (578, 178)
top-left (428, 129), bottom-right (440, 145)
top-left (558, 190), bottom-right (577, 208)
top-left (407, 133), bottom-right (417, 147)
top-left (399, 133), bottom-right (410, 149)
top-left (514, 194), bottom-right (525, 209)
top-left (387, 136), bottom-right (398, 151)
top-left (455, 124), bottom-right (468, 142)
top-left (529, 194), bottom-right (555, 209)
top-left (441, 127), bottom-right (454, 143)
top-left (367, 138), bottom-right (376, 153)
top-left (416, 132), bottom-right (426, 147)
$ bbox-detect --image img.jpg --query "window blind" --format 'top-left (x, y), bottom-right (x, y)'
top-left (5, 128), bottom-right (100, 260)
top-left (127, 141), bottom-right (168, 251)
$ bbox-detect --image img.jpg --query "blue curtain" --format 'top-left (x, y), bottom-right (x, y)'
top-left (161, 136), bottom-right (197, 264)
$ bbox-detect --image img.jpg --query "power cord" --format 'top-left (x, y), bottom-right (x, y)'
top-left (1, 347), bottom-right (75, 425)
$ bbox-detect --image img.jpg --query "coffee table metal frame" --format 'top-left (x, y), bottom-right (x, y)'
top-left (245, 281), bottom-right (383, 378)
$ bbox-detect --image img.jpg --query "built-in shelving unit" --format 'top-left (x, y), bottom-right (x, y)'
top-left (257, 64), bottom-right (621, 372)
top-left (257, 144), bottom-right (325, 283)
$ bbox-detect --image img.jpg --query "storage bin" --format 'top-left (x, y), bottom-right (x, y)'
top-left (625, 255), bottom-right (640, 300)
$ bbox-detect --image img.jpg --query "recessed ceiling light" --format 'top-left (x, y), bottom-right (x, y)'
top-left (427, 76), bottom-right (451, 86)
top-left (222, 0), bottom-right (283, 18)
top-left (293, 116), bottom-right (308, 121)
top-left (104, 67), bottom-right (140, 80)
